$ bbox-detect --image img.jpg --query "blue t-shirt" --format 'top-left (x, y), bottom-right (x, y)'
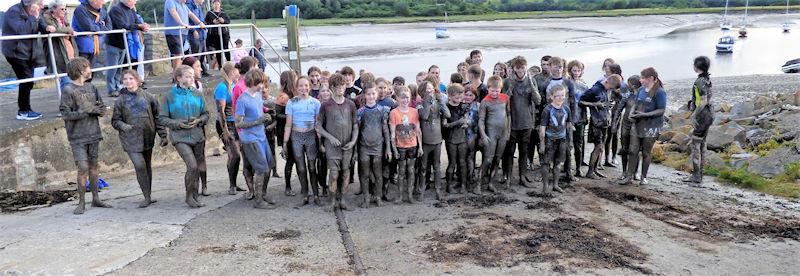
top-left (634, 87), bottom-right (668, 138)
top-left (213, 82), bottom-right (234, 122)
top-left (285, 96), bottom-right (321, 129)
top-left (234, 91), bottom-right (266, 143)
top-left (580, 81), bottom-right (610, 123)
top-left (187, 1), bottom-right (205, 40)
top-left (163, 0), bottom-right (189, 35)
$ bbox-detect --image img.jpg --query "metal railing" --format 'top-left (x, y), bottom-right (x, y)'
top-left (0, 23), bottom-right (291, 97)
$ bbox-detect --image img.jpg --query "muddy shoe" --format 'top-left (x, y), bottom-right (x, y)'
top-left (244, 191), bottom-right (255, 200)
top-left (236, 186), bottom-right (247, 191)
top-left (185, 197), bottom-right (202, 208)
top-left (91, 200), bottom-right (113, 208)
top-left (299, 196), bottom-right (311, 207)
top-left (285, 189), bottom-right (296, 196)
top-left (200, 187), bottom-right (211, 196)
top-left (616, 177), bottom-right (634, 186)
top-left (435, 189), bottom-right (445, 201)
top-left (254, 200), bottom-right (273, 209)
top-left (73, 204), bottom-right (86, 215)
top-left (574, 170), bottom-right (583, 178)
top-left (263, 194), bottom-right (276, 205)
top-left (375, 197), bottom-right (384, 207)
top-left (552, 184), bottom-right (564, 193)
top-left (228, 186), bottom-right (237, 195)
top-left (603, 162), bottom-right (616, 168)
top-left (639, 178), bottom-right (649, 185)
top-left (487, 183), bottom-right (497, 193)
top-left (585, 171), bottom-right (600, 180)
top-left (595, 171), bottom-right (607, 178)
top-left (138, 199), bottom-right (156, 208)
top-left (360, 197), bottom-right (370, 208)
top-left (339, 199), bottom-right (351, 211)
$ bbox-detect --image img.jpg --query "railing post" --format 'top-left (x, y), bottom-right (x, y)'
top-left (122, 31), bottom-right (132, 70)
top-left (46, 34), bottom-right (62, 98)
top-left (218, 24), bottom-right (225, 63)
top-left (179, 29), bottom-right (185, 59)
top-left (153, 9), bottom-right (159, 28)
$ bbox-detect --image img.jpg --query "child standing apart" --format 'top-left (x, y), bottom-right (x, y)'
top-left (683, 56), bottom-right (714, 184)
top-left (60, 57), bottom-right (112, 214)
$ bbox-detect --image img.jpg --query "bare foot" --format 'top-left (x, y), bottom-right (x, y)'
top-left (73, 204), bottom-right (85, 215)
top-left (91, 200), bottom-right (112, 208)
top-left (186, 197), bottom-right (201, 208)
top-left (201, 187), bottom-right (211, 196)
top-left (138, 199), bottom-right (156, 208)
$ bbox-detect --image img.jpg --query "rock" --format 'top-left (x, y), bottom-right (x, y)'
top-left (717, 102), bottom-right (732, 113)
top-left (651, 143), bottom-right (667, 163)
top-left (707, 121), bottom-right (746, 151)
top-left (775, 111), bottom-right (800, 140)
top-left (730, 153), bottom-right (756, 169)
top-left (675, 125), bottom-right (693, 135)
top-left (659, 131), bottom-right (677, 142)
top-left (753, 96), bottom-right (773, 110)
top-left (713, 112), bottom-right (729, 126)
top-left (747, 146), bottom-right (800, 178)
top-left (668, 111), bottom-right (692, 129)
top-left (725, 143), bottom-right (745, 155)
top-left (730, 101), bottom-right (755, 120)
top-left (746, 128), bottom-right (770, 147)
top-left (705, 150), bottom-right (725, 168)
top-left (670, 133), bottom-right (691, 153)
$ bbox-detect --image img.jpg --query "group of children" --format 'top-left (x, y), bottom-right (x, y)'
top-left (61, 48), bottom-right (714, 214)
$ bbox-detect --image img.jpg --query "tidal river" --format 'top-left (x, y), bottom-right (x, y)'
top-left (230, 13), bottom-right (799, 83)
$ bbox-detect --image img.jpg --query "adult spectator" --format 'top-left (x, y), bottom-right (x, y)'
top-left (42, 0), bottom-right (77, 89)
top-left (204, 0), bottom-right (230, 69)
top-left (107, 0), bottom-right (150, 97)
top-left (2, 0), bottom-right (54, 120)
top-left (72, 0), bottom-right (111, 64)
top-left (249, 39), bottom-right (267, 71)
top-left (187, 0), bottom-right (210, 77)
top-left (164, 0), bottom-right (205, 69)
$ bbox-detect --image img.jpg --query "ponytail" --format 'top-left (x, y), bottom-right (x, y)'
top-left (640, 67), bottom-right (661, 97)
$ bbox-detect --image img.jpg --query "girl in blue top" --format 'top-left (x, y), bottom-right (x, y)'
top-left (160, 65), bottom-right (209, 208)
top-left (214, 61), bottom-right (248, 195)
top-left (283, 76), bottom-right (322, 206)
top-left (619, 67), bottom-right (667, 186)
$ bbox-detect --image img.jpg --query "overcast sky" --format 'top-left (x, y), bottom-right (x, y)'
top-left (1, 0), bottom-right (81, 12)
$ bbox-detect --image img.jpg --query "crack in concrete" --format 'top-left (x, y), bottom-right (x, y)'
top-left (334, 208), bottom-right (366, 275)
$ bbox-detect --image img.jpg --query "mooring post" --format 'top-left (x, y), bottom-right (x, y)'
top-left (284, 4), bottom-right (301, 73)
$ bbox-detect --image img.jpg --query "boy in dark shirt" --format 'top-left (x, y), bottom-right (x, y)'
top-left (538, 85), bottom-right (572, 196)
top-left (579, 75), bottom-right (622, 179)
top-left (443, 84), bottom-right (470, 194)
top-left (318, 73), bottom-right (359, 211)
top-left (501, 56), bottom-right (541, 188)
top-left (60, 57), bottom-right (112, 215)
top-left (467, 64), bottom-right (489, 101)
top-left (356, 83), bottom-right (392, 207)
top-left (341, 66), bottom-right (362, 100)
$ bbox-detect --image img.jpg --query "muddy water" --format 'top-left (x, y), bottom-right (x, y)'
top-left (231, 13), bottom-right (800, 83)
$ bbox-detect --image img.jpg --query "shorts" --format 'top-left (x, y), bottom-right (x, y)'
top-left (291, 130), bottom-right (318, 160)
top-left (165, 34), bottom-right (184, 57)
top-left (327, 156), bottom-right (352, 171)
top-left (71, 141), bottom-right (100, 165)
top-left (241, 140), bottom-right (270, 173)
top-left (396, 147), bottom-right (417, 161)
top-left (542, 138), bottom-right (567, 166)
top-left (588, 124), bottom-right (607, 145)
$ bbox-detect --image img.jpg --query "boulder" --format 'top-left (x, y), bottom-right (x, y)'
top-left (705, 150), bottom-right (725, 168)
top-left (670, 133), bottom-right (691, 153)
top-left (707, 121), bottom-right (746, 151)
top-left (725, 143), bottom-right (745, 155)
top-left (745, 128), bottom-right (771, 147)
top-left (717, 102), bottom-right (732, 113)
top-left (730, 101), bottom-right (755, 120)
top-left (747, 146), bottom-right (800, 178)
top-left (668, 111), bottom-right (692, 129)
top-left (775, 112), bottom-right (800, 141)
top-left (730, 153), bottom-right (756, 169)
top-left (659, 131), bottom-right (677, 142)
top-left (753, 96), bottom-right (773, 111)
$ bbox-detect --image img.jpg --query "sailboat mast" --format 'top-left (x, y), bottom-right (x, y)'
top-left (744, 0), bottom-right (749, 25)
top-left (724, 0), bottom-right (729, 17)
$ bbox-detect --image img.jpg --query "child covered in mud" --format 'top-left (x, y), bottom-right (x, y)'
top-left (477, 75), bottom-right (511, 194)
top-left (463, 87), bottom-right (481, 194)
top-left (443, 84), bottom-right (470, 194)
top-left (501, 56), bottom-right (541, 189)
top-left (356, 83), bottom-right (392, 208)
top-left (390, 86), bottom-right (423, 203)
top-left (619, 68), bottom-right (667, 186)
top-left (580, 74), bottom-right (622, 180)
top-left (538, 85), bottom-right (572, 196)
top-left (285, 76), bottom-right (322, 207)
top-left (317, 73), bottom-right (358, 211)
top-left (236, 69), bottom-right (276, 209)
top-left (618, 75), bottom-right (641, 179)
top-left (683, 56), bottom-right (714, 184)
top-left (112, 69), bottom-right (168, 208)
top-left (417, 80), bottom-right (451, 200)
top-left (60, 57), bottom-right (112, 215)
top-left (160, 65), bottom-right (210, 209)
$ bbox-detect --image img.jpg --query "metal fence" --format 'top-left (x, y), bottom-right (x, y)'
top-left (0, 23), bottom-right (291, 98)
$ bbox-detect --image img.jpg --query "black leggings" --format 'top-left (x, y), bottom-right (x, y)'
top-left (503, 129), bottom-right (531, 180)
top-left (419, 142), bottom-right (442, 192)
top-left (128, 149), bottom-right (153, 199)
top-left (626, 136), bottom-right (656, 179)
top-left (446, 142), bottom-right (468, 188)
top-left (291, 131), bottom-right (318, 197)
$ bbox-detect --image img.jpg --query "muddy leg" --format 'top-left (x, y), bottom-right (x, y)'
top-left (407, 157), bottom-right (418, 203)
top-left (253, 172), bottom-right (272, 209)
top-left (327, 167), bottom-right (339, 212)
top-left (340, 165), bottom-right (352, 211)
top-left (73, 161), bottom-right (89, 215)
top-left (129, 151), bottom-right (154, 208)
top-left (198, 147), bottom-right (209, 196)
top-left (175, 143), bottom-right (201, 208)
top-left (226, 139), bottom-right (242, 195)
top-left (429, 143), bottom-right (444, 200)
top-left (371, 156), bottom-right (384, 207)
top-left (396, 158), bottom-right (408, 203)
top-left (358, 152), bottom-right (371, 208)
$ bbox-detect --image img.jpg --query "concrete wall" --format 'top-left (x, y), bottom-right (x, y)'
top-left (0, 83), bottom-right (224, 192)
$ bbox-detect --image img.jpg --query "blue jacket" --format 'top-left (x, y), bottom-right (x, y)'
top-left (107, 2), bottom-right (141, 49)
top-left (187, 1), bottom-right (206, 40)
top-left (71, 1), bottom-right (111, 55)
top-left (1, 2), bottom-right (49, 60)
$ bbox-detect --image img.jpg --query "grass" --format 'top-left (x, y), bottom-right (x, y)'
top-left (705, 164), bottom-right (800, 198)
top-left (234, 5), bottom-right (800, 28)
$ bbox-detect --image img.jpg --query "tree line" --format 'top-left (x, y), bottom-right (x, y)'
top-left (128, 0), bottom-right (793, 23)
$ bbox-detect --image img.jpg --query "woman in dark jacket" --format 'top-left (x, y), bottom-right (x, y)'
top-left (205, 0), bottom-right (230, 69)
top-left (112, 69), bottom-right (168, 208)
top-left (42, 0), bottom-right (77, 89)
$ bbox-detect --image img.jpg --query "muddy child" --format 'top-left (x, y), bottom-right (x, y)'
top-left (443, 84), bottom-right (470, 194)
top-left (417, 80), bottom-right (451, 200)
top-left (463, 87), bottom-right (481, 193)
top-left (317, 73), bottom-right (359, 211)
top-left (580, 74), bottom-right (622, 179)
top-left (214, 61), bottom-right (248, 195)
top-left (619, 68), bottom-right (667, 186)
top-left (60, 57), bottom-right (112, 215)
top-left (284, 76), bottom-right (322, 207)
top-left (618, 75), bottom-right (642, 178)
top-left (541, 57), bottom-right (578, 183)
top-left (276, 70), bottom-right (298, 196)
top-left (683, 56), bottom-right (714, 184)
top-left (538, 85), bottom-right (572, 196)
top-left (341, 66), bottom-right (362, 100)
top-left (356, 83), bottom-right (392, 207)
top-left (477, 75), bottom-right (511, 194)
top-left (501, 56), bottom-right (541, 188)
top-left (390, 86), bottom-right (423, 203)
top-left (112, 69), bottom-right (168, 208)
top-left (160, 65), bottom-right (210, 208)
top-left (234, 69), bottom-right (276, 208)
top-left (605, 63), bottom-right (625, 168)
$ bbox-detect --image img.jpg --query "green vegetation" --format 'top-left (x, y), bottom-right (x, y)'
top-left (134, 0), bottom-right (800, 26)
top-left (704, 165), bottom-right (800, 198)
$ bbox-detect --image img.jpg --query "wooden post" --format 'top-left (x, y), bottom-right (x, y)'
top-left (284, 5), bottom-right (301, 73)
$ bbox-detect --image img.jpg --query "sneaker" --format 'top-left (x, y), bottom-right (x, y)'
top-left (16, 111), bottom-right (41, 120)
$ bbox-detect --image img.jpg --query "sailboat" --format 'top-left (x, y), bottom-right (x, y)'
top-left (436, 3), bottom-right (450, 39)
top-left (721, 0), bottom-right (732, 30)
top-left (783, 0), bottom-right (792, 32)
top-left (739, 0), bottom-right (749, 38)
